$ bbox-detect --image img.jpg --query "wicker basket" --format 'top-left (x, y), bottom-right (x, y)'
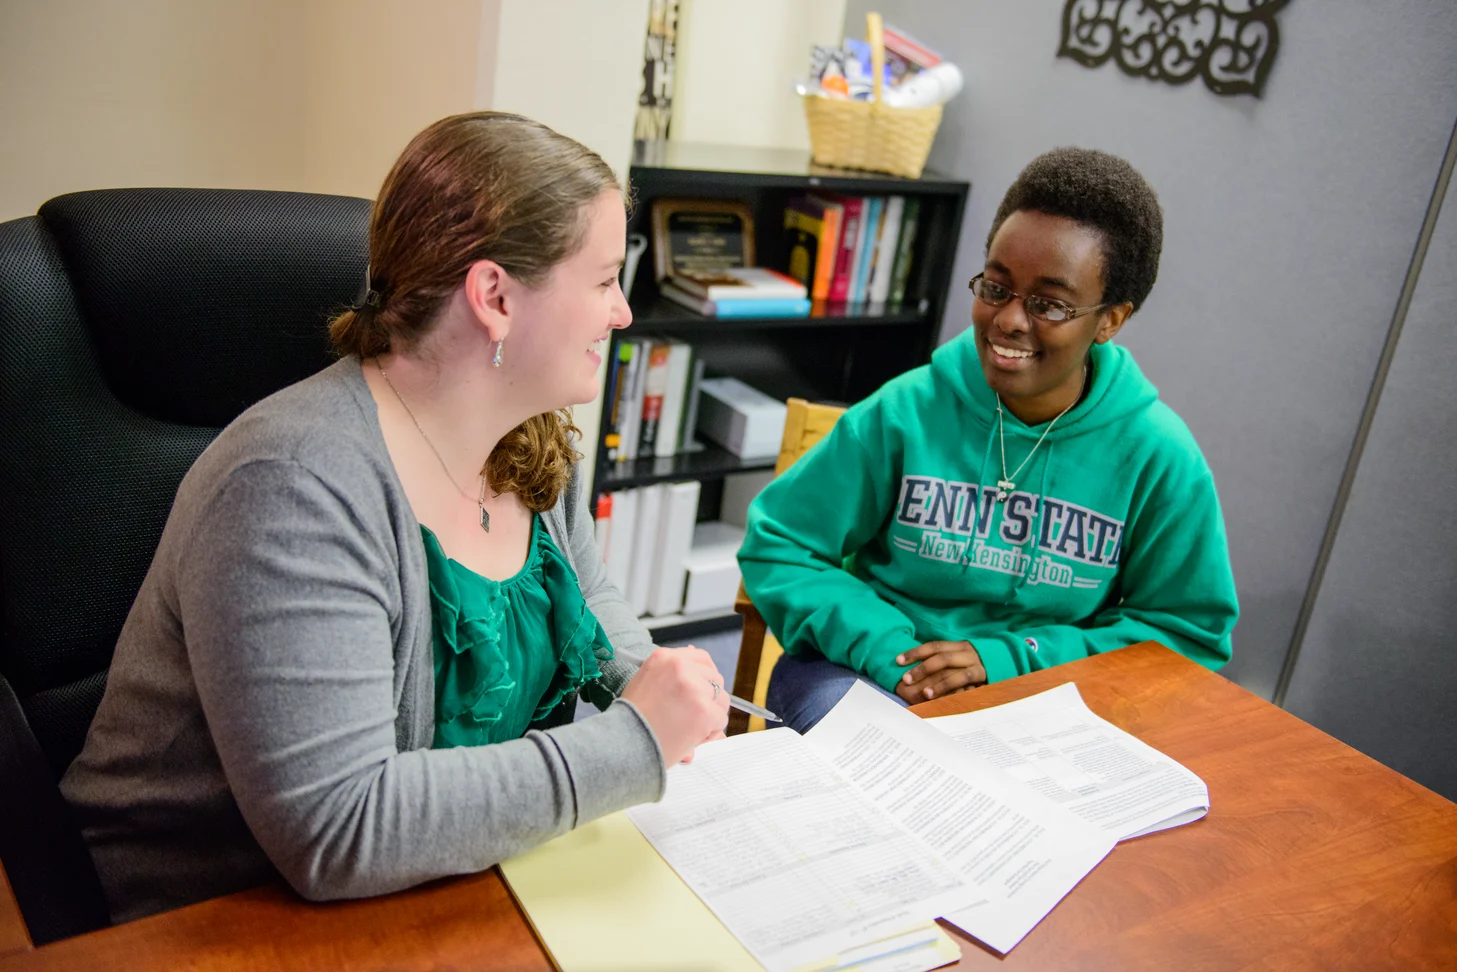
top-left (803, 12), bottom-right (943, 179)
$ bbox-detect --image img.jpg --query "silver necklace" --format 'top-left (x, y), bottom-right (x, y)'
top-left (375, 359), bottom-right (490, 532)
top-left (994, 363), bottom-right (1088, 503)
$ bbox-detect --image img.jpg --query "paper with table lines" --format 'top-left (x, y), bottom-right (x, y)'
top-left (500, 807), bottom-right (961, 972)
top-left (804, 682), bottom-right (1116, 955)
top-left (926, 682), bottom-right (1209, 841)
top-left (625, 727), bottom-right (974, 972)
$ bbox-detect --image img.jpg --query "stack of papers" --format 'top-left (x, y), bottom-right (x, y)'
top-left (502, 681), bottom-right (1209, 971)
top-left (926, 682), bottom-right (1209, 841)
top-left (500, 806), bottom-right (960, 972)
top-left (628, 683), bottom-right (1117, 966)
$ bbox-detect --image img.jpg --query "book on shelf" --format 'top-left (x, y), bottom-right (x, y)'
top-left (669, 266), bottom-right (807, 301)
top-left (593, 491), bottom-right (612, 554)
top-left (659, 283), bottom-right (811, 319)
top-left (602, 487), bottom-right (638, 593)
top-left (783, 208), bottom-right (820, 296)
top-left (603, 338), bottom-right (710, 464)
top-left (618, 339), bottom-right (647, 461)
top-left (610, 337), bottom-right (642, 463)
top-left (784, 198), bottom-right (843, 301)
top-left (678, 356), bottom-right (707, 455)
top-left (818, 193), bottom-right (863, 303)
top-left (600, 341), bottom-right (632, 463)
top-left (843, 196), bottom-right (873, 303)
top-left (636, 343), bottom-right (672, 458)
top-left (907, 206), bottom-right (939, 313)
top-left (848, 196), bottom-right (882, 304)
top-left (648, 481), bottom-right (701, 616)
top-left (598, 484), bottom-right (739, 619)
top-left (785, 193), bottom-right (921, 310)
top-left (654, 342), bottom-right (695, 459)
top-left (889, 196), bottom-right (922, 307)
top-left (603, 359), bottom-right (786, 467)
top-left (867, 195), bottom-right (905, 305)
top-left (625, 483), bottom-right (665, 616)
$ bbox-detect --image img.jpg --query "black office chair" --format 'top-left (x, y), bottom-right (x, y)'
top-left (0, 188), bottom-right (370, 944)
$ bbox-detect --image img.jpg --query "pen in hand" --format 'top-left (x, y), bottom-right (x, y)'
top-left (727, 693), bottom-right (781, 724)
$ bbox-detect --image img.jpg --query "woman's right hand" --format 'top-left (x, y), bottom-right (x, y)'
top-left (619, 647), bottom-right (730, 767)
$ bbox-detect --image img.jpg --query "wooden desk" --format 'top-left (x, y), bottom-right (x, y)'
top-left (914, 642), bottom-right (1457, 970)
top-left (0, 868), bottom-right (30, 959)
top-left (2, 643), bottom-right (1453, 971)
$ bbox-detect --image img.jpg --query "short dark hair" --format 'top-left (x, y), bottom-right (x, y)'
top-left (987, 147), bottom-right (1163, 312)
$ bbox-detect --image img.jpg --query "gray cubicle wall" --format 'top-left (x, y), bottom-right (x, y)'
top-left (845, 0), bottom-right (1457, 708)
top-left (1282, 138), bottom-right (1456, 801)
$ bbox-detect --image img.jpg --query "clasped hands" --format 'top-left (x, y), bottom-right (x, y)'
top-left (894, 640), bottom-right (987, 704)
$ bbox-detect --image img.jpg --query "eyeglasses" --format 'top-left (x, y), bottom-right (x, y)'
top-left (969, 274), bottom-right (1108, 324)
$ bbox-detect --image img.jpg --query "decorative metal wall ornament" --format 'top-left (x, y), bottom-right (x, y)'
top-left (1058, 0), bottom-right (1287, 98)
top-left (634, 0), bottom-right (679, 141)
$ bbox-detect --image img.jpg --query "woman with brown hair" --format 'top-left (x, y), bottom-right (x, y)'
top-left (61, 112), bottom-right (729, 924)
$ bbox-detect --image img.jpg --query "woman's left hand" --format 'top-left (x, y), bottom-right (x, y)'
top-left (894, 640), bottom-right (987, 703)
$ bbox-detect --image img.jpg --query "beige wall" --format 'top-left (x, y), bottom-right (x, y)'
top-left (671, 0), bottom-right (846, 151)
top-left (0, 0), bottom-right (649, 478)
top-left (297, 0), bottom-right (493, 200)
top-left (0, 0), bottom-right (308, 221)
top-left (488, 0), bottom-right (652, 466)
top-left (0, 0), bottom-right (498, 220)
top-left (492, 0), bottom-right (649, 184)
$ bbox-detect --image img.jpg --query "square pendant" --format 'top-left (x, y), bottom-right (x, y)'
top-left (480, 507), bottom-right (491, 532)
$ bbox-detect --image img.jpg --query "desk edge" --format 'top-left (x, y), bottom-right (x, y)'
top-left (0, 860), bottom-right (33, 956)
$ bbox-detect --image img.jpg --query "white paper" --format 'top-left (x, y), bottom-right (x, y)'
top-left (804, 683), bottom-right (1116, 955)
top-left (627, 728), bottom-right (976, 972)
top-left (927, 682), bottom-right (1209, 841)
top-left (811, 923), bottom-right (962, 972)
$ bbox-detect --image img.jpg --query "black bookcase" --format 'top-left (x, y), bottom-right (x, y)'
top-left (599, 141), bottom-right (969, 640)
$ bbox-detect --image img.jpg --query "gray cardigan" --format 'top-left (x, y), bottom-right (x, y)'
top-left (60, 356), bottom-right (666, 924)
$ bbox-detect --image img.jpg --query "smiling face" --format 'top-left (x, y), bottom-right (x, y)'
top-left (505, 190), bottom-right (632, 409)
top-left (972, 209), bottom-right (1129, 424)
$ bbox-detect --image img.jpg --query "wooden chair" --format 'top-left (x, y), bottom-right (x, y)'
top-left (728, 398), bottom-right (845, 735)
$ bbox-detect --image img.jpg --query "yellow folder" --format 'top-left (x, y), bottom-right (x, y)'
top-left (499, 810), bottom-right (961, 972)
top-left (499, 809), bottom-right (759, 972)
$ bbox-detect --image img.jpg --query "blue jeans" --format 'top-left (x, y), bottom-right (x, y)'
top-left (766, 652), bottom-right (907, 734)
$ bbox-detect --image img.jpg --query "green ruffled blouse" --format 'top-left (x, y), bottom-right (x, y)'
top-left (421, 517), bottom-right (615, 749)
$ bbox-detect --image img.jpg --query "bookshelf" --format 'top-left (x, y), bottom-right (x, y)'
top-left (599, 141), bottom-right (970, 642)
top-left (597, 444), bottom-right (776, 492)
top-left (629, 293), bottom-right (929, 332)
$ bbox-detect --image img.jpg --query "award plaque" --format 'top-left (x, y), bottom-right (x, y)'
top-left (651, 199), bottom-right (757, 282)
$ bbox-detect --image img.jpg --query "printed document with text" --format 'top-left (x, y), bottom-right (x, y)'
top-left (927, 682), bottom-right (1209, 840)
top-left (805, 683), bottom-right (1116, 953)
top-left (625, 727), bottom-right (975, 972)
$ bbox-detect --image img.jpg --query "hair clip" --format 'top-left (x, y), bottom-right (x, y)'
top-left (353, 288), bottom-right (383, 313)
top-left (355, 264), bottom-right (386, 312)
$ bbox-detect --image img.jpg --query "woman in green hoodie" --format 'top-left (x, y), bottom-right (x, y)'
top-left (739, 147), bottom-right (1238, 732)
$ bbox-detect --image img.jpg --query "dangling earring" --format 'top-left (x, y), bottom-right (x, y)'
top-left (492, 338), bottom-right (504, 368)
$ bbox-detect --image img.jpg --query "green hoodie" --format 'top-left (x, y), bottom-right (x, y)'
top-left (739, 333), bottom-right (1238, 691)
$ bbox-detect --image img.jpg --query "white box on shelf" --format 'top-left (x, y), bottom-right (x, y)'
top-left (681, 521), bottom-right (746, 616)
top-left (696, 378), bottom-right (787, 460)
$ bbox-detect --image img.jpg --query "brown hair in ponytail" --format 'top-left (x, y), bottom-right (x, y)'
top-left (330, 111), bottom-right (622, 511)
